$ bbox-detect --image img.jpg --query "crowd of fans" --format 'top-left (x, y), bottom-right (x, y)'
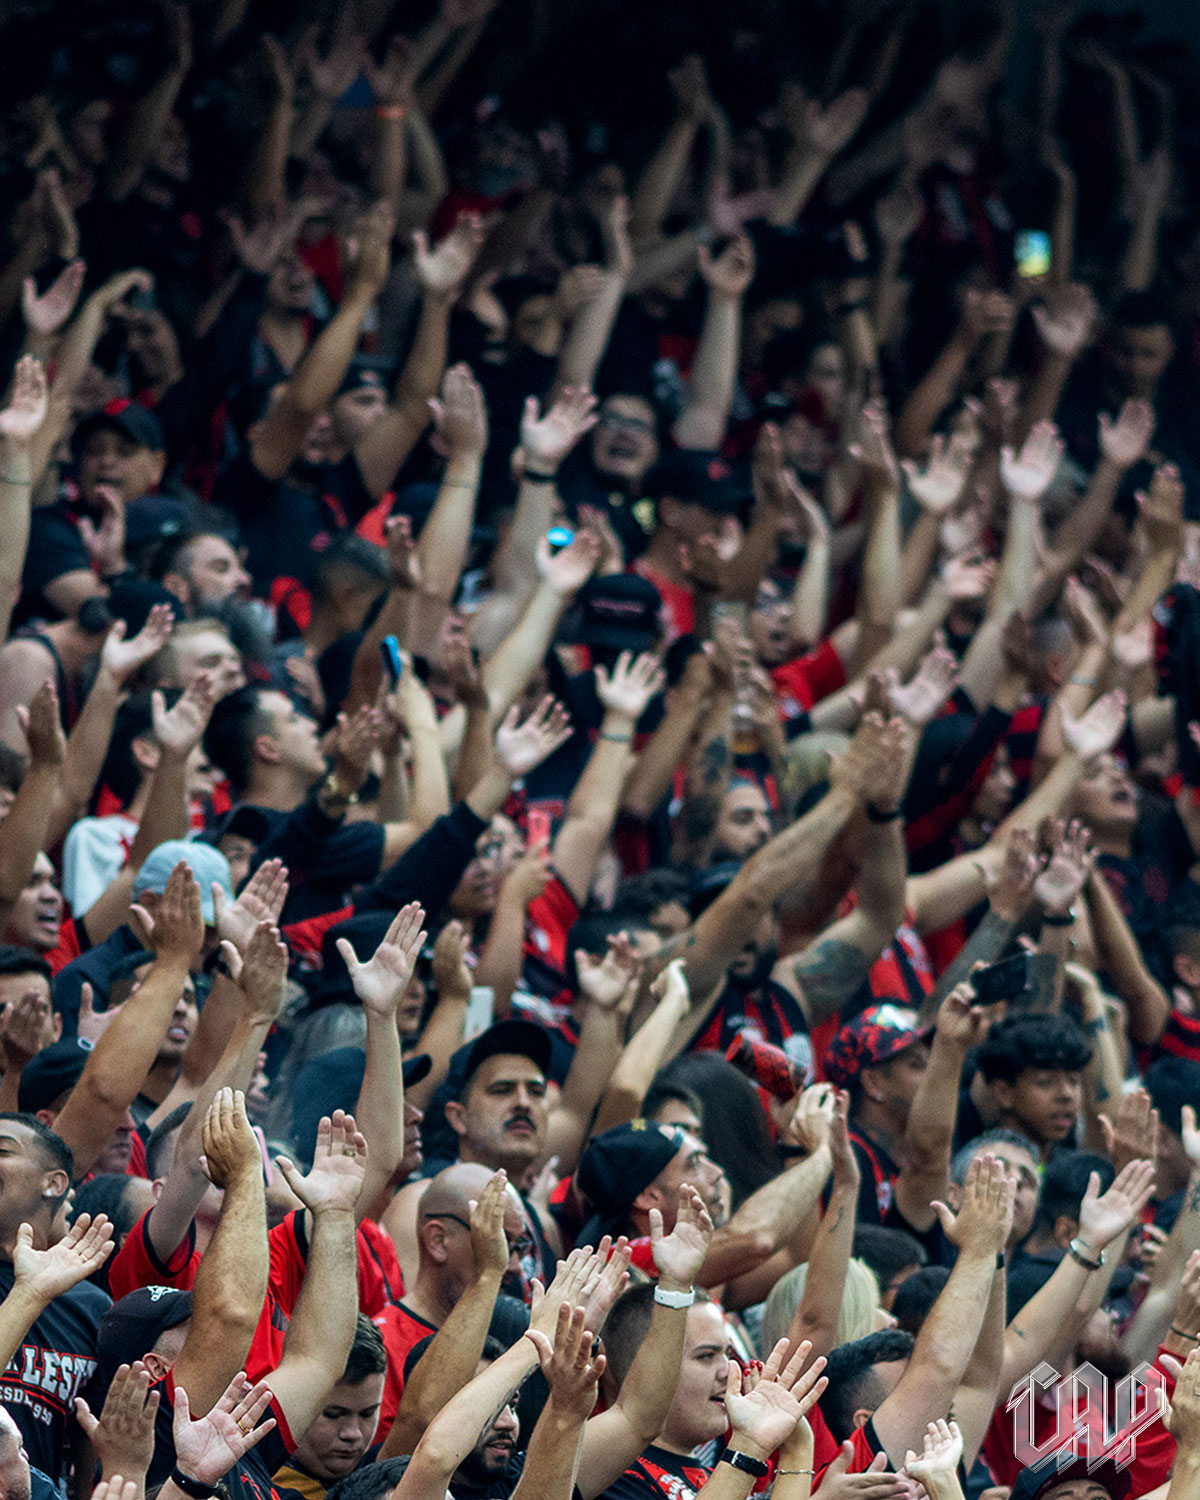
top-left (1, 5), bottom-right (1200, 1500)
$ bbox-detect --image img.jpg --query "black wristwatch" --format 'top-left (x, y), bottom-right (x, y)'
top-left (719, 1448), bottom-right (769, 1479)
top-left (170, 1469), bottom-right (218, 1498)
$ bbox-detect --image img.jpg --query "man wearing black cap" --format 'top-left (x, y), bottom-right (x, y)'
top-left (17, 1037), bottom-right (138, 1176)
top-left (0, 1113), bottom-right (109, 1481)
top-left (22, 402), bottom-right (168, 622)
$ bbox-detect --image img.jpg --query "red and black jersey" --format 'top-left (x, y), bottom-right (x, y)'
top-left (372, 1301), bottom-right (438, 1442)
top-left (603, 1444), bottom-right (712, 1500)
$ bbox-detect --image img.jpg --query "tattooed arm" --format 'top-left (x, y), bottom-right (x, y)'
top-left (673, 686), bottom-right (734, 867)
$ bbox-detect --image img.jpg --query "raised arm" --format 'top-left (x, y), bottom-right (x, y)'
top-left (54, 862), bottom-right (203, 1178)
top-left (266, 1112), bottom-right (367, 1439)
top-left (250, 201), bottom-right (394, 482)
top-left (0, 681), bottom-right (62, 929)
top-left (0, 357), bottom-right (47, 644)
top-left (673, 235), bottom-right (754, 451)
top-left (338, 904), bottom-right (427, 1217)
top-left (516, 1306), bottom-right (606, 1500)
top-left (381, 1171), bottom-right (510, 1457)
top-left (870, 1155), bottom-right (1013, 1465)
top-left (576, 1189), bottom-right (714, 1498)
top-left (170, 1091), bottom-right (269, 1417)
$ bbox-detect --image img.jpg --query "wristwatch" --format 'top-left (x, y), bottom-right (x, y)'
top-left (719, 1449), bottom-right (768, 1478)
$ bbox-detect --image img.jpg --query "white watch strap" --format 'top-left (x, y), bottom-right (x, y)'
top-left (653, 1284), bottom-right (696, 1308)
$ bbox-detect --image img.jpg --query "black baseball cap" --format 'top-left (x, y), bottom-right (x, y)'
top-left (642, 450), bottom-right (750, 514)
top-left (338, 359), bottom-right (393, 397)
top-left (571, 574), bottom-right (664, 653)
top-left (208, 805), bottom-right (274, 851)
top-left (18, 1038), bottom-right (94, 1114)
top-left (73, 399), bottom-right (165, 455)
top-left (459, 1019), bottom-right (553, 1090)
top-left (576, 1121), bottom-right (683, 1245)
top-left (97, 1286), bottom-right (194, 1373)
top-left (1009, 1457), bottom-right (1131, 1500)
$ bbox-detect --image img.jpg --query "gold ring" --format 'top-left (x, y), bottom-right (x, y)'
top-left (238, 1419), bottom-right (252, 1435)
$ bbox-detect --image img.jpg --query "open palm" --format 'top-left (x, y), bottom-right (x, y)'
top-left (338, 902), bottom-right (427, 1017)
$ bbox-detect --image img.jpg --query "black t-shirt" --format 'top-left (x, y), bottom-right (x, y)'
top-left (603, 1444), bottom-right (712, 1500)
top-left (1098, 800), bottom-right (1196, 980)
top-left (212, 453), bottom-right (376, 598)
top-left (19, 507), bottom-right (93, 624)
top-left (0, 1259), bottom-right (110, 1480)
top-left (251, 803), bottom-right (385, 923)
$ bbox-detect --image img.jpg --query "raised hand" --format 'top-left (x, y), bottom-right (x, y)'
top-left (1032, 284), bottom-right (1097, 359)
top-left (337, 902), bottom-right (427, 1018)
top-left (725, 1337), bottom-right (829, 1460)
top-left (1158, 1345), bottom-right (1200, 1452)
top-left (581, 1237), bottom-right (632, 1332)
top-left (850, 400), bottom-right (900, 492)
top-left (668, 54), bottom-right (716, 122)
top-left (1138, 462), bottom-right (1185, 549)
top-left (151, 672), bottom-right (214, 759)
top-left (698, 234), bottom-right (755, 302)
top-left (903, 1419), bottom-right (964, 1498)
top-left (75, 1361), bottom-right (159, 1485)
top-left (429, 362), bottom-right (489, 461)
top-left (651, 958), bottom-right (690, 1014)
top-left (365, 34), bottom-right (417, 108)
top-left (961, 288), bottom-right (1016, 342)
top-left (130, 861), bottom-right (203, 968)
top-left (527, 1302), bottom-right (605, 1422)
top-left (1061, 689), bottom-right (1127, 762)
top-left (431, 919), bottom-right (472, 1000)
top-left (100, 603), bottom-right (175, 687)
top-left (900, 433), bottom-right (975, 515)
top-left (14, 1213), bottom-right (113, 1301)
top-left (495, 697), bottom-right (573, 778)
top-left (385, 513), bottom-right (421, 590)
top-left (536, 529), bottom-right (601, 594)
top-left (891, 643), bottom-right (959, 727)
top-left (520, 387), bottom-right (598, 473)
top-left (1098, 1088), bottom-right (1159, 1176)
top-left (1034, 818), bottom-right (1095, 915)
top-left (275, 1109), bottom-right (367, 1215)
top-left (932, 1153), bottom-right (1015, 1258)
top-left (18, 678), bottom-right (65, 767)
top-left (1076, 1159), bottom-right (1156, 1252)
top-left (220, 920), bottom-right (288, 1025)
top-left (212, 858), bottom-right (289, 955)
top-left (1000, 420), bottom-right (1063, 504)
top-left (1098, 399), bottom-right (1155, 469)
top-left (595, 650), bottom-right (664, 721)
top-left (941, 549), bottom-right (996, 603)
top-left (933, 982), bottom-right (989, 1052)
top-left (804, 88), bottom-right (870, 156)
top-left (173, 1371), bottom-right (277, 1486)
top-left (469, 1169), bottom-right (511, 1279)
top-left (346, 199), bottom-right (395, 301)
top-left (22, 260), bottom-right (85, 337)
top-left (0, 986), bottom-right (53, 1071)
top-left (199, 1089), bottom-right (262, 1189)
top-left (332, 704), bottom-right (379, 795)
top-left (413, 213), bottom-right (485, 301)
top-left (982, 826), bottom-right (1040, 923)
top-left (0, 355), bottom-right (50, 446)
top-left (650, 1184), bottom-right (713, 1288)
top-left (576, 932), bottom-right (642, 1013)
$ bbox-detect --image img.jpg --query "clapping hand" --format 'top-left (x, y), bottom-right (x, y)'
top-left (725, 1337), bottom-right (829, 1461)
top-left (650, 1184), bottom-right (713, 1289)
top-left (14, 1214), bottom-right (113, 1301)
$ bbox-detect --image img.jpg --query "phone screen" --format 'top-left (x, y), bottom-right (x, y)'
top-left (1015, 230), bottom-right (1051, 279)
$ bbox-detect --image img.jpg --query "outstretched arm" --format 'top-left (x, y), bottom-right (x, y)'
top-left (54, 863), bottom-right (202, 1179)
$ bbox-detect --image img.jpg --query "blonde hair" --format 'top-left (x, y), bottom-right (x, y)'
top-left (760, 1256), bottom-right (881, 1355)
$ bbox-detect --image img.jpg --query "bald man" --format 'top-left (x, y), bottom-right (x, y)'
top-left (373, 1163), bottom-right (530, 1443)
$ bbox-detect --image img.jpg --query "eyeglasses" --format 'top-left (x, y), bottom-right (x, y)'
top-left (598, 412), bottom-right (654, 435)
top-left (423, 1212), bottom-right (535, 1260)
